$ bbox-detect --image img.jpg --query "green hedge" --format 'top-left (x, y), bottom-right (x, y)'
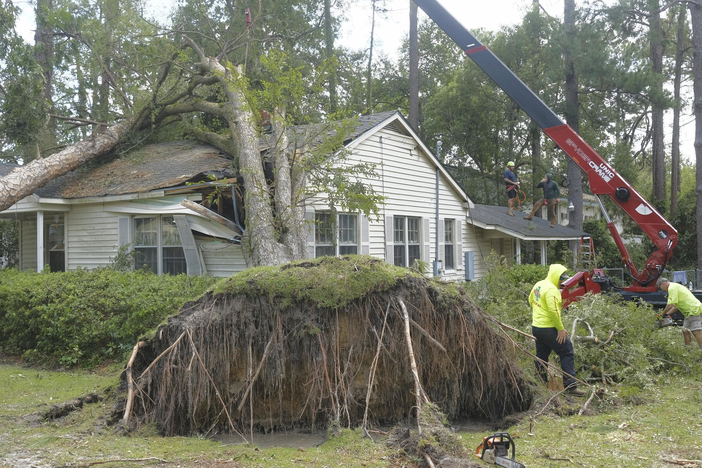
top-left (0, 268), bottom-right (219, 367)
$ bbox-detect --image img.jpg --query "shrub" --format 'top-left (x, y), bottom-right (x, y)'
top-left (465, 258), bottom-right (693, 389)
top-left (0, 268), bottom-right (219, 367)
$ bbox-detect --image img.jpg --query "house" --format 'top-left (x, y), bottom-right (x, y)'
top-left (0, 111), bottom-right (587, 279)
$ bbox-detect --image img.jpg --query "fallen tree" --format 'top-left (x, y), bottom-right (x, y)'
top-left (112, 256), bottom-right (533, 436)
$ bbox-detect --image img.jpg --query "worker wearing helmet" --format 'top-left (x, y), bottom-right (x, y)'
top-left (657, 278), bottom-right (702, 352)
top-left (524, 173), bottom-right (560, 227)
top-left (503, 161), bottom-right (519, 216)
top-left (529, 264), bottom-right (585, 396)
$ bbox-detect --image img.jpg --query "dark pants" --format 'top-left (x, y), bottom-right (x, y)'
top-left (532, 326), bottom-right (577, 388)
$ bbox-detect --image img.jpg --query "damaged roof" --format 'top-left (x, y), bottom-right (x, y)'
top-left (467, 203), bottom-right (589, 241)
top-left (0, 111), bottom-right (416, 201)
top-left (31, 141), bottom-right (234, 199)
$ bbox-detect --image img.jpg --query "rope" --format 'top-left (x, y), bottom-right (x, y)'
top-left (505, 185), bottom-right (527, 208)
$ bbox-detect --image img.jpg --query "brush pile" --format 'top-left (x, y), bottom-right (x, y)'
top-left (114, 256), bottom-right (532, 436)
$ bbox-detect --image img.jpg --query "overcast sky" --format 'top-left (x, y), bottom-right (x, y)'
top-left (339, 0), bottom-right (565, 56)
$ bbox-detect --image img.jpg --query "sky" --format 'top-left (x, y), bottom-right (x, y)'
top-left (13, 0), bottom-right (696, 161)
top-left (339, 0), bottom-right (564, 56)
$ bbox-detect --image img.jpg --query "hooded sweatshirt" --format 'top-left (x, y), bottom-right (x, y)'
top-left (536, 174), bottom-right (560, 200)
top-left (529, 264), bottom-right (567, 330)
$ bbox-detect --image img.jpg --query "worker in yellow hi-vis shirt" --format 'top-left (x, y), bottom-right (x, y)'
top-left (529, 264), bottom-right (585, 396)
top-left (657, 277), bottom-right (702, 352)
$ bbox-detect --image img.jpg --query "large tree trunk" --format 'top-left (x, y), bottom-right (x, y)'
top-left (0, 121), bottom-right (130, 212)
top-left (185, 41), bottom-right (293, 267)
top-left (671, 6), bottom-right (687, 219)
top-left (409, 1), bottom-right (419, 132)
top-left (564, 0), bottom-right (583, 238)
top-left (650, 0), bottom-right (667, 206)
top-left (690, 0), bottom-right (702, 270)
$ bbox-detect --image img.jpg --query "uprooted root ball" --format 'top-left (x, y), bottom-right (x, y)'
top-left (113, 256), bottom-right (533, 436)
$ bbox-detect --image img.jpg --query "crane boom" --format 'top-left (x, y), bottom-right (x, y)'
top-left (413, 0), bottom-right (676, 291)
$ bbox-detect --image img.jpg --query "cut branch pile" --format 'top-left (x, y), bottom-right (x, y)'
top-left (113, 256), bottom-right (532, 436)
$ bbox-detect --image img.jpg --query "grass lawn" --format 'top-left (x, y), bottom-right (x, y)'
top-left (2, 360), bottom-right (702, 467)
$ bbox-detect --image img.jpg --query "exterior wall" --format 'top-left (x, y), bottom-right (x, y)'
top-left (465, 222), bottom-right (490, 279)
top-left (67, 204), bottom-right (121, 270)
top-left (308, 126), bottom-right (474, 280)
top-left (19, 219), bottom-right (37, 271)
top-left (198, 241), bottom-right (247, 277)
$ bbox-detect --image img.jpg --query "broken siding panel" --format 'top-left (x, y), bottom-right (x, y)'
top-left (66, 205), bottom-right (120, 270)
top-left (198, 241), bottom-right (246, 277)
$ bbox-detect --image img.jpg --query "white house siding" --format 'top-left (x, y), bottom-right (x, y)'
top-left (198, 241), bottom-right (246, 277)
top-left (19, 219), bottom-right (37, 271)
top-left (309, 126), bottom-right (475, 280)
top-left (66, 204), bottom-right (120, 270)
top-left (461, 221), bottom-right (488, 280)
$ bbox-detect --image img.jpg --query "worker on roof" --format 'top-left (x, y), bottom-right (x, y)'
top-left (503, 161), bottom-right (520, 216)
top-left (657, 278), bottom-right (702, 354)
top-left (524, 173), bottom-right (560, 227)
top-left (529, 264), bottom-right (585, 396)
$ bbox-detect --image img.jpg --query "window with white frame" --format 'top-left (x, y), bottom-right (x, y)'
top-left (134, 216), bottom-right (186, 275)
top-left (394, 216), bottom-right (421, 267)
top-left (314, 212), bottom-right (359, 257)
top-left (444, 219), bottom-right (454, 270)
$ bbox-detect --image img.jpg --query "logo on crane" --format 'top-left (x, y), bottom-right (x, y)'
top-left (565, 138), bottom-right (614, 183)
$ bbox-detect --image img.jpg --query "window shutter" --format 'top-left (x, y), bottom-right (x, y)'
top-left (385, 215), bottom-right (393, 264)
top-left (456, 220), bottom-right (463, 267)
top-left (423, 218), bottom-right (430, 262)
top-left (118, 216), bottom-right (130, 247)
top-left (438, 218), bottom-right (445, 264)
top-left (305, 210), bottom-right (315, 258)
top-left (361, 215), bottom-right (370, 255)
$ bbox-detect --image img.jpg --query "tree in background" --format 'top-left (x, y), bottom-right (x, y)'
top-left (563, 0), bottom-right (584, 238)
top-left (691, 0), bottom-right (702, 270)
top-left (669, 5), bottom-right (692, 219)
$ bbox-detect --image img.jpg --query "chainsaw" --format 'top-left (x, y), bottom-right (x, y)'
top-left (474, 432), bottom-right (526, 468)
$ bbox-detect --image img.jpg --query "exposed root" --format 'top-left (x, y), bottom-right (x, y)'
top-left (112, 258), bottom-right (532, 436)
top-left (44, 393), bottom-right (100, 421)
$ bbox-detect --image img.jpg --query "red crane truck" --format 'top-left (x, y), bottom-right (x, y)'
top-left (413, 0), bottom-right (677, 312)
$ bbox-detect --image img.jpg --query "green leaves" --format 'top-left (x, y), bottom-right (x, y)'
top-left (0, 268), bottom-right (218, 367)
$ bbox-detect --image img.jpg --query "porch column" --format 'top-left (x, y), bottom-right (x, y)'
top-left (515, 239), bottom-right (521, 265)
top-left (540, 240), bottom-right (547, 265)
top-left (37, 211), bottom-right (44, 272)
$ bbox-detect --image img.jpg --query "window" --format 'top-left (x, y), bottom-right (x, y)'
top-left (47, 224), bottom-right (65, 272)
top-left (134, 216), bottom-right (186, 275)
top-left (314, 212), bottom-right (358, 257)
top-left (444, 219), bottom-right (454, 270)
top-left (394, 216), bottom-right (421, 267)
top-left (338, 214), bottom-right (358, 255)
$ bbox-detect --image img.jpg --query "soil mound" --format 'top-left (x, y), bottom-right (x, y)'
top-left (114, 256), bottom-right (532, 436)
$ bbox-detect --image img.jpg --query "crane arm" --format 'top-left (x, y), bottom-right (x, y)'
top-left (413, 0), bottom-right (676, 287)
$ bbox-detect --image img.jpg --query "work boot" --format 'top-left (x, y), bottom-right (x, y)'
top-left (507, 208), bottom-right (514, 216)
top-left (524, 215), bottom-right (532, 220)
top-left (565, 385), bottom-right (586, 397)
